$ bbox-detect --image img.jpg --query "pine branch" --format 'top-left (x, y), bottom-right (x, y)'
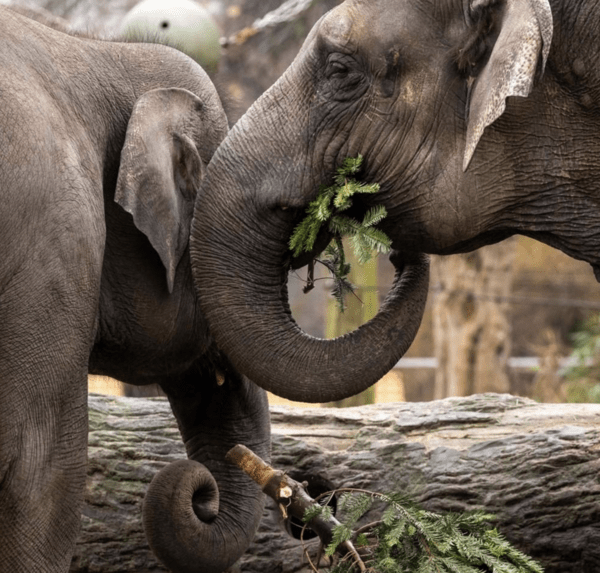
top-left (288, 155), bottom-right (391, 311)
top-left (228, 446), bottom-right (544, 573)
top-left (312, 489), bottom-right (543, 573)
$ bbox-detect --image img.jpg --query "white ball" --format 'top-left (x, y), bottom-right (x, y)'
top-left (120, 0), bottom-right (222, 73)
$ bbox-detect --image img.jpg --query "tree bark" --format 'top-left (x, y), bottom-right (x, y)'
top-left (74, 393), bottom-right (600, 573)
top-left (431, 240), bottom-right (517, 399)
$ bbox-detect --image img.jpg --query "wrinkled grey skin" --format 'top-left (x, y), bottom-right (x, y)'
top-left (0, 8), bottom-right (269, 573)
top-left (191, 0), bottom-right (600, 403)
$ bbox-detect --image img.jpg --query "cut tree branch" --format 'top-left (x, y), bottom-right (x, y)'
top-left (226, 444), bottom-right (366, 571)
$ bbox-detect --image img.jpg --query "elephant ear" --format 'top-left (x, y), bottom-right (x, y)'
top-left (463, 0), bottom-right (553, 170)
top-left (115, 88), bottom-right (205, 293)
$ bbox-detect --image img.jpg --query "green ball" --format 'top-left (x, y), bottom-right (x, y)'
top-left (120, 0), bottom-right (221, 73)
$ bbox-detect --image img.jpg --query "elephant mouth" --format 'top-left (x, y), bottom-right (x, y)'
top-left (289, 226), bottom-right (333, 270)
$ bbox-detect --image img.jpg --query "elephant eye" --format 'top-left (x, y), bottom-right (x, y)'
top-left (327, 60), bottom-right (349, 78)
top-left (325, 54), bottom-right (356, 78)
top-left (323, 53), bottom-right (367, 101)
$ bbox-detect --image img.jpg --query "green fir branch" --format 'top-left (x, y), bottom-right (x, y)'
top-left (326, 524), bottom-right (353, 557)
top-left (302, 488), bottom-right (544, 573)
top-left (304, 503), bottom-right (334, 523)
top-left (288, 155), bottom-right (391, 311)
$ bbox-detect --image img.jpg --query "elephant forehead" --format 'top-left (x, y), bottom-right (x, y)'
top-left (319, 3), bottom-right (358, 48)
top-left (320, 0), bottom-right (452, 58)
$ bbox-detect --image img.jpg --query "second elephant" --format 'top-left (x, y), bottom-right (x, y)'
top-left (0, 8), bottom-right (268, 573)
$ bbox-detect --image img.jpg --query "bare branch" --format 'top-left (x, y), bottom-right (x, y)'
top-left (222, 0), bottom-right (316, 46)
top-left (226, 444), bottom-right (366, 571)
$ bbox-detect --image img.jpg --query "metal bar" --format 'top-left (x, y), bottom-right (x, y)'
top-left (394, 357), bottom-right (579, 369)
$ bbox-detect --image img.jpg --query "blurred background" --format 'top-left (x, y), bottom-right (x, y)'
top-left (6, 0), bottom-right (600, 406)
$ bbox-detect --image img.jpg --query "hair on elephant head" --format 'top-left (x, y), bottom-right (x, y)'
top-left (0, 6), bottom-right (269, 573)
top-left (191, 0), bottom-right (600, 402)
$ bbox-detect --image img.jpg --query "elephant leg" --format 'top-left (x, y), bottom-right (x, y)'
top-left (0, 240), bottom-right (102, 571)
top-left (144, 369), bottom-right (270, 573)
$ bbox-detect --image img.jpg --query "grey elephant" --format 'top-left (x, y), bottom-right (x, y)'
top-left (191, 0), bottom-right (600, 401)
top-left (0, 7), bottom-right (271, 573)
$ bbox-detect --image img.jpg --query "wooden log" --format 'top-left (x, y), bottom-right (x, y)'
top-left (72, 393), bottom-right (600, 573)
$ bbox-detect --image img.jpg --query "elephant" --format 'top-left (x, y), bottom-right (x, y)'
top-left (0, 7), bottom-right (271, 573)
top-left (190, 0), bottom-right (600, 403)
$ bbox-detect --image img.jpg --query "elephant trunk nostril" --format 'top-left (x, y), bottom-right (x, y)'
top-left (192, 487), bottom-right (219, 522)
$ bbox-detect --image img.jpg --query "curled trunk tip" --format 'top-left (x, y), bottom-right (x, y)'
top-left (143, 459), bottom-right (255, 573)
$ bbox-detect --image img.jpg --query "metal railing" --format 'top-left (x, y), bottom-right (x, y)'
top-left (394, 357), bottom-right (577, 369)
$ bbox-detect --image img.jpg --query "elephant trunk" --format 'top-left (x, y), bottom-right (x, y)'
top-left (190, 82), bottom-right (430, 404)
top-left (143, 375), bottom-right (270, 573)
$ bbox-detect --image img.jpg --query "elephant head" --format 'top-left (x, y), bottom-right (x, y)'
top-left (190, 0), bottom-right (600, 404)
